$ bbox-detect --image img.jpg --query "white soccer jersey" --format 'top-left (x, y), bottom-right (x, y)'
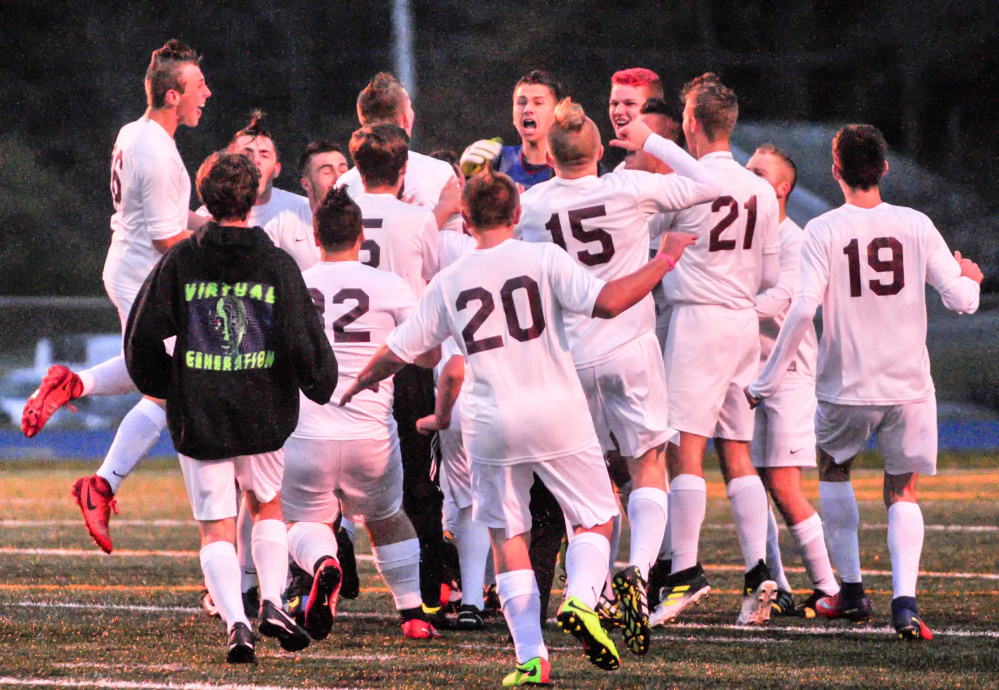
top-left (351, 191), bottom-right (440, 296)
top-left (517, 134), bottom-right (720, 366)
top-left (661, 151), bottom-right (780, 310)
top-left (196, 187), bottom-right (309, 228)
top-left (757, 218), bottom-right (817, 379)
top-left (294, 261), bottom-right (417, 440)
top-left (386, 239), bottom-right (605, 465)
top-left (439, 229), bottom-right (476, 270)
top-left (338, 150), bottom-right (462, 231)
top-left (103, 117), bottom-right (191, 295)
top-left (263, 205), bottom-right (319, 271)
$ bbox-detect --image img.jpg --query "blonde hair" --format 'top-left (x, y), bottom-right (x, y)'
top-left (548, 98), bottom-right (601, 169)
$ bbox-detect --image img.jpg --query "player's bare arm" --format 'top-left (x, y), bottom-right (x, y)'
top-left (417, 354), bottom-right (464, 435)
top-left (339, 343), bottom-right (407, 406)
top-left (152, 229), bottom-right (193, 254)
top-left (431, 176), bottom-right (462, 230)
top-left (592, 232), bottom-right (696, 318)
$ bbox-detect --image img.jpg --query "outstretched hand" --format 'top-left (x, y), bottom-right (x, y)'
top-left (657, 231), bottom-right (698, 265)
top-left (610, 119), bottom-right (654, 152)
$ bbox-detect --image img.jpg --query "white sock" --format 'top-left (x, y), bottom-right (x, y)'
top-left (766, 504), bottom-right (792, 591)
top-left (372, 538), bottom-right (422, 610)
top-left (658, 494), bottom-right (673, 560)
top-left (251, 519), bottom-right (289, 607)
top-left (79, 355), bottom-right (137, 397)
top-left (200, 541), bottom-right (249, 632)
top-left (442, 495), bottom-right (459, 535)
top-left (564, 531), bottom-right (610, 609)
top-left (727, 475), bottom-right (769, 571)
top-left (340, 516), bottom-right (355, 541)
top-left (887, 502), bottom-right (924, 599)
top-left (287, 521), bottom-right (339, 576)
top-left (789, 512), bottom-right (840, 596)
top-left (95, 398), bottom-right (166, 494)
top-left (819, 481), bottom-right (862, 583)
top-left (627, 487), bottom-right (668, 580)
top-left (236, 498), bottom-right (257, 592)
top-left (496, 569), bottom-right (547, 663)
top-left (455, 507), bottom-right (490, 610)
top-left (670, 474), bottom-right (706, 573)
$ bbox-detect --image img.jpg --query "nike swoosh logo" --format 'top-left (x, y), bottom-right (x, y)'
top-left (790, 448), bottom-right (803, 454)
top-left (295, 237), bottom-right (305, 241)
top-left (112, 471), bottom-right (126, 478)
top-left (86, 489), bottom-right (97, 511)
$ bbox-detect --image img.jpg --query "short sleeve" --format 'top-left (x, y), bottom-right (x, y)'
top-left (545, 245), bottom-right (606, 316)
top-left (798, 220), bottom-right (832, 303)
top-left (139, 157), bottom-right (188, 240)
top-left (386, 275), bottom-right (451, 362)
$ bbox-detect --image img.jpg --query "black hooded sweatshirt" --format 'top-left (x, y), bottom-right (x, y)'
top-left (124, 222), bottom-right (338, 460)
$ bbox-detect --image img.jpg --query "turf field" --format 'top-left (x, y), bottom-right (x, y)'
top-left (0, 456), bottom-right (996, 689)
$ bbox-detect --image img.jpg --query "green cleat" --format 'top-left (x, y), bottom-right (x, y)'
top-left (557, 595), bottom-right (621, 671)
top-left (612, 565), bottom-right (651, 655)
top-left (502, 656), bottom-right (551, 686)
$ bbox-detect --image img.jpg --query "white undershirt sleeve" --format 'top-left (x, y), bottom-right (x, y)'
top-left (638, 134), bottom-right (722, 211)
top-left (748, 294), bottom-right (819, 400)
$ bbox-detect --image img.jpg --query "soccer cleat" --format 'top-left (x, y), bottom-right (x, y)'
top-left (201, 589), bottom-right (220, 618)
top-left (556, 595), bottom-right (621, 671)
top-left (771, 589), bottom-right (796, 617)
top-left (502, 656), bottom-right (551, 686)
top-left (400, 609), bottom-right (441, 639)
top-left (647, 557), bottom-right (672, 610)
top-left (71, 475), bottom-right (118, 554)
top-left (257, 599), bottom-right (311, 652)
top-left (891, 596), bottom-right (932, 641)
top-left (423, 603), bottom-right (454, 631)
top-left (304, 557), bottom-right (342, 641)
top-left (794, 589), bottom-right (832, 619)
top-left (21, 364), bottom-right (83, 438)
top-left (242, 586), bottom-right (260, 620)
top-left (456, 604), bottom-right (485, 631)
top-left (285, 561), bottom-right (314, 627)
top-left (226, 622), bottom-right (255, 664)
top-left (595, 590), bottom-right (623, 630)
top-left (649, 563), bottom-right (711, 627)
top-left (736, 560), bottom-right (778, 626)
top-left (611, 565), bottom-right (651, 655)
top-left (442, 530), bottom-right (462, 591)
top-left (335, 526), bottom-right (360, 599)
top-left (815, 587), bottom-right (874, 622)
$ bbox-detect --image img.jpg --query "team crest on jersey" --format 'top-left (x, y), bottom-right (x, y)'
top-left (184, 281), bottom-right (276, 372)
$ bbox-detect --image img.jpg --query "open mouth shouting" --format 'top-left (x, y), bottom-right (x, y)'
top-left (521, 117), bottom-right (538, 134)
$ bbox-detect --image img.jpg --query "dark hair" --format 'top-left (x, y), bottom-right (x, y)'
top-left (349, 123), bottom-right (410, 188)
top-left (228, 110), bottom-right (278, 159)
top-left (462, 167), bottom-right (519, 230)
top-left (833, 124), bottom-right (888, 191)
top-left (514, 69), bottom-right (566, 102)
top-left (640, 97), bottom-right (684, 146)
top-left (429, 149), bottom-right (459, 166)
top-left (196, 152), bottom-right (259, 222)
top-left (299, 140), bottom-right (344, 176)
top-left (357, 72), bottom-right (408, 125)
top-left (145, 39), bottom-right (200, 110)
top-left (611, 68), bottom-right (664, 99)
top-left (680, 73), bottom-right (738, 141)
top-left (313, 186), bottom-right (363, 252)
top-left (755, 142), bottom-right (798, 195)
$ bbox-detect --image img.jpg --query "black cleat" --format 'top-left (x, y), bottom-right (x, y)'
top-left (892, 596), bottom-right (933, 641)
top-left (794, 589), bottom-right (832, 619)
top-left (647, 557), bottom-right (672, 610)
top-left (258, 599), bottom-right (311, 652)
top-left (286, 561), bottom-right (314, 627)
top-left (422, 603), bottom-right (454, 631)
top-left (456, 604), bottom-right (485, 631)
top-left (242, 586), bottom-right (260, 620)
top-left (649, 562), bottom-right (711, 626)
top-left (336, 526), bottom-right (360, 600)
top-left (737, 560), bottom-right (778, 626)
top-left (226, 622), bottom-right (255, 664)
top-left (771, 589), bottom-right (796, 617)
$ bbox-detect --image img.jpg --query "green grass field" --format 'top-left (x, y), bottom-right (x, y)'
top-left (0, 457), bottom-right (997, 689)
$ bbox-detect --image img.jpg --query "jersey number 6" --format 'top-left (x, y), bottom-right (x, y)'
top-left (456, 276), bottom-right (546, 355)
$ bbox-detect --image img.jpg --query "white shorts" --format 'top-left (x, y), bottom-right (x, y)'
top-left (664, 304), bottom-right (759, 441)
top-left (471, 443), bottom-right (619, 539)
top-left (814, 397), bottom-right (937, 476)
top-left (281, 435), bottom-right (403, 523)
top-left (179, 450), bottom-right (284, 522)
top-left (106, 280), bottom-right (176, 357)
top-left (576, 331), bottom-right (675, 459)
top-left (439, 407), bottom-right (472, 510)
top-left (751, 378), bottom-right (818, 468)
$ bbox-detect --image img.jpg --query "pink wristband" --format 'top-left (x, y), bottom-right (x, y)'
top-left (660, 254), bottom-right (676, 272)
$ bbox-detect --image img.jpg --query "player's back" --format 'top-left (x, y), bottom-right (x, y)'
top-left (263, 204), bottom-right (319, 272)
top-left (295, 261), bottom-right (416, 439)
top-left (662, 152), bottom-right (779, 310)
top-left (353, 192), bottom-right (440, 295)
top-left (803, 202), bottom-right (949, 404)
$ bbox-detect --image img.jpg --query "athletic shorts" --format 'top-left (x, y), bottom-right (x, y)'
top-left (751, 378), bottom-right (818, 468)
top-left (106, 280), bottom-right (176, 357)
top-left (178, 450), bottom-right (284, 522)
top-left (471, 442), bottom-right (619, 539)
top-left (281, 435), bottom-right (404, 524)
top-left (576, 331), bottom-right (675, 458)
top-left (439, 406), bottom-right (472, 510)
top-left (664, 304), bottom-right (759, 441)
top-left (814, 397), bottom-right (937, 476)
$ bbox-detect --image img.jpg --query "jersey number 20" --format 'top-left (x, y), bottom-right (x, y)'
top-left (456, 276), bottom-right (546, 355)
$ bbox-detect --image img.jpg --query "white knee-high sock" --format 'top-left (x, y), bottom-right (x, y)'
top-left (887, 502), bottom-right (924, 599)
top-left (287, 521), bottom-right (339, 576)
top-left (819, 481), bottom-right (862, 583)
top-left (564, 531), bottom-right (610, 609)
top-left (455, 507), bottom-right (490, 610)
top-left (496, 569), bottom-right (547, 663)
top-left (372, 538), bottom-right (422, 611)
top-left (628, 487), bottom-right (668, 580)
top-left (200, 541), bottom-right (249, 632)
top-left (669, 474), bottom-right (706, 573)
top-left (95, 398), bottom-right (166, 494)
top-left (727, 475), bottom-right (769, 571)
top-left (766, 504), bottom-right (792, 591)
top-left (251, 519), bottom-right (289, 607)
top-left (236, 497), bottom-right (257, 592)
top-left (79, 355), bottom-right (138, 397)
top-left (790, 512), bottom-right (840, 596)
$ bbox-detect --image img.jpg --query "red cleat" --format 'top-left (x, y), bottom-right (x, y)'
top-left (71, 475), bottom-right (118, 553)
top-left (401, 618), bottom-right (440, 639)
top-left (304, 556), bottom-right (342, 641)
top-left (21, 365), bottom-right (83, 438)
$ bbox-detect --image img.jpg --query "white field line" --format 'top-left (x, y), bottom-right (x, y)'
top-left (0, 679), bottom-right (361, 690)
top-left (663, 621), bottom-right (999, 640)
top-left (1, 602), bottom-right (399, 621)
top-left (53, 664), bottom-right (194, 672)
top-left (702, 523), bottom-right (999, 533)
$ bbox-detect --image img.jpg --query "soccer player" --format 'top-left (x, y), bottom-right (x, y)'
top-left (608, 68), bottom-right (664, 169)
top-left (124, 151), bottom-right (338, 662)
top-left (517, 99), bottom-right (720, 655)
top-left (340, 168), bottom-right (696, 684)
top-left (21, 40), bottom-right (211, 554)
top-left (748, 125), bottom-right (983, 639)
top-left (281, 186), bottom-right (441, 640)
top-left (650, 73), bottom-right (782, 627)
top-left (459, 70), bottom-right (565, 188)
top-left (745, 143), bottom-right (841, 616)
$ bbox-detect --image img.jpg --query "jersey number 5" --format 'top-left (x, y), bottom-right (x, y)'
top-left (843, 237), bottom-right (904, 297)
top-left (708, 195), bottom-right (757, 252)
top-left (360, 219), bottom-right (382, 268)
top-left (456, 276), bottom-right (546, 355)
top-left (308, 287), bottom-right (371, 342)
top-left (545, 205), bottom-right (615, 266)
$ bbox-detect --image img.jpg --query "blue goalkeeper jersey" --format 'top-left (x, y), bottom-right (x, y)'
top-left (492, 145), bottom-right (553, 188)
